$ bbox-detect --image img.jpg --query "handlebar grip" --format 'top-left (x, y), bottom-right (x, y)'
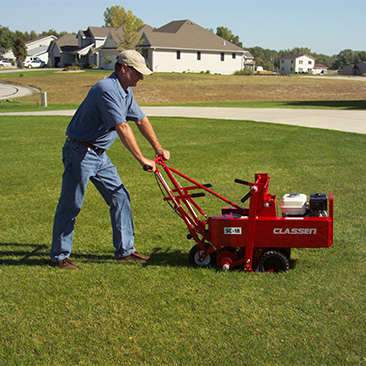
top-left (235, 179), bottom-right (249, 185)
top-left (241, 191), bottom-right (252, 203)
top-left (143, 165), bottom-right (151, 171)
top-left (241, 185), bottom-right (258, 202)
top-left (190, 192), bottom-right (206, 198)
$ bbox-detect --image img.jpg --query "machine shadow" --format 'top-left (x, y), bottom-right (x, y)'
top-left (143, 247), bottom-right (192, 268)
top-left (0, 243), bottom-right (298, 272)
top-left (145, 247), bottom-right (298, 272)
top-left (0, 243), bottom-right (50, 266)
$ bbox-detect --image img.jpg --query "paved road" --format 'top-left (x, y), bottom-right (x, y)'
top-left (1, 106), bottom-right (365, 135)
top-left (0, 80), bottom-right (365, 134)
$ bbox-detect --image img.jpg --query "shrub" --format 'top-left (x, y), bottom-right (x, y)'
top-left (102, 56), bottom-right (112, 67)
top-left (63, 66), bottom-right (81, 71)
top-left (234, 67), bottom-right (254, 76)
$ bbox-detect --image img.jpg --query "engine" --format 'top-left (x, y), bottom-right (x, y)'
top-left (280, 193), bottom-right (328, 217)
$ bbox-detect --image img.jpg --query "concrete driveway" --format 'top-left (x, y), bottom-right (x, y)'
top-left (1, 106), bottom-right (365, 135)
top-left (0, 82), bottom-right (39, 99)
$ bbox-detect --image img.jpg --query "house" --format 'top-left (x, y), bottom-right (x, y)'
top-left (75, 26), bottom-right (116, 67)
top-left (48, 27), bottom-right (118, 68)
top-left (313, 63), bottom-right (329, 74)
top-left (341, 62), bottom-right (366, 75)
top-left (97, 26), bottom-right (134, 70)
top-left (3, 35), bottom-right (56, 64)
top-left (49, 20), bottom-right (254, 75)
top-left (48, 34), bottom-right (79, 67)
top-left (279, 54), bottom-right (315, 74)
top-left (357, 61), bottom-right (366, 74)
top-left (136, 20), bottom-right (253, 75)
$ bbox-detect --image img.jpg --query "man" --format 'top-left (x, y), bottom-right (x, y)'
top-left (50, 50), bottom-right (169, 269)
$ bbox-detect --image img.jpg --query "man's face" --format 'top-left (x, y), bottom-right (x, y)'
top-left (118, 65), bottom-right (143, 90)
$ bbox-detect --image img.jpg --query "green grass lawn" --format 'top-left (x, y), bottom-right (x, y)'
top-left (0, 116), bottom-right (365, 365)
top-left (1, 68), bottom-right (366, 110)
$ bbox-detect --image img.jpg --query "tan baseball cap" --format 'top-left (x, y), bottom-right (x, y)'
top-left (116, 50), bottom-right (152, 75)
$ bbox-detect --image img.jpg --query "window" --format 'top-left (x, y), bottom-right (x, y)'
top-left (141, 49), bottom-right (148, 60)
top-left (176, 51), bottom-right (181, 60)
top-left (281, 60), bottom-right (284, 63)
top-left (291, 60), bottom-right (294, 64)
top-left (197, 51), bottom-right (201, 61)
top-left (221, 52), bottom-right (224, 61)
top-left (299, 60), bottom-right (303, 64)
top-left (308, 60), bottom-right (312, 64)
top-left (232, 53), bottom-right (236, 59)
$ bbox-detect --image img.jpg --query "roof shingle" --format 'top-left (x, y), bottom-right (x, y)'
top-left (140, 20), bottom-right (245, 52)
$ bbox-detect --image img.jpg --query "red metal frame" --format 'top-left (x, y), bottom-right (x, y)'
top-left (153, 157), bottom-right (334, 272)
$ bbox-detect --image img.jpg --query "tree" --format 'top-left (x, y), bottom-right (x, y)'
top-left (104, 5), bottom-right (144, 49)
top-left (103, 55), bottom-right (112, 68)
top-left (247, 46), bottom-right (280, 71)
top-left (104, 5), bottom-right (126, 27)
top-left (216, 26), bottom-right (243, 48)
top-left (117, 10), bottom-right (144, 50)
top-left (313, 53), bottom-right (335, 68)
top-left (332, 49), bottom-right (357, 69)
top-left (0, 26), bottom-right (14, 50)
top-left (39, 29), bottom-right (68, 38)
top-left (284, 47), bottom-right (312, 56)
top-left (12, 31), bottom-right (27, 68)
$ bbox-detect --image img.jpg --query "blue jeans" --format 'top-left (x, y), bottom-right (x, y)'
top-left (50, 139), bottom-right (136, 261)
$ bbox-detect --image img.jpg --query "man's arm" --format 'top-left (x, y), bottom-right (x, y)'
top-left (115, 122), bottom-right (157, 172)
top-left (135, 116), bottom-right (170, 161)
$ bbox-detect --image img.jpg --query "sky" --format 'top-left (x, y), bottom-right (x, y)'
top-left (0, 0), bottom-right (365, 56)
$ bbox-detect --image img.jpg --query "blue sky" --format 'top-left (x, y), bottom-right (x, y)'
top-left (0, 0), bottom-right (365, 56)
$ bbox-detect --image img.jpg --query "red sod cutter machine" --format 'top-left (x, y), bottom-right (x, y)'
top-left (148, 157), bottom-right (333, 272)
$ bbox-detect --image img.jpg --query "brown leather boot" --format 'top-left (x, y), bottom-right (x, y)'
top-left (50, 258), bottom-right (78, 269)
top-left (117, 251), bottom-right (150, 262)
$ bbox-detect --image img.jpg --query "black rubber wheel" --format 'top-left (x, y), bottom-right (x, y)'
top-left (259, 250), bottom-right (290, 273)
top-left (188, 244), bottom-right (216, 267)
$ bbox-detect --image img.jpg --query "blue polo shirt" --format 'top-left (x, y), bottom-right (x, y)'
top-left (66, 73), bottom-right (145, 150)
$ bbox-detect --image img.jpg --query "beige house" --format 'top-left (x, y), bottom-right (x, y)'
top-left (97, 25), bottom-right (158, 70)
top-left (280, 54), bottom-right (315, 74)
top-left (135, 20), bottom-right (254, 75)
top-left (48, 27), bottom-right (118, 68)
top-left (48, 34), bottom-right (79, 67)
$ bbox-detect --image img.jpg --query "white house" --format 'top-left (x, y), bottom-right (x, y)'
top-left (279, 54), bottom-right (315, 74)
top-left (313, 63), bottom-right (329, 75)
top-left (3, 35), bottom-right (56, 64)
top-left (136, 20), bottom-right (253, 75)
